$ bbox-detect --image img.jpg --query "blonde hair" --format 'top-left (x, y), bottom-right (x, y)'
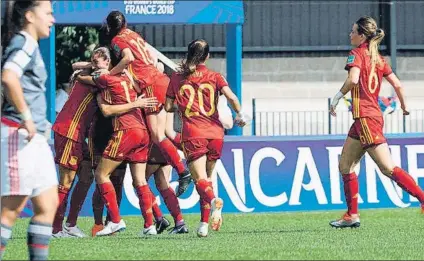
top-left (355, 16), bottom-right (385, 91)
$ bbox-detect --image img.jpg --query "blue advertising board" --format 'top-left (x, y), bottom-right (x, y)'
top-left (20, 134), bottom-right (424, 218)
top-left (53, 1), bottom-right (244, 24)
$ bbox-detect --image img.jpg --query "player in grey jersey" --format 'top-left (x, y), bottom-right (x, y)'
top-left (1, 1), bottom-right (57, 260)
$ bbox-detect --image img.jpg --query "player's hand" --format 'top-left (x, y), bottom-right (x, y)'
top-left (401, 105), bottom-right (410, 116)
top-left (134, 95), bottom-right (158, 108)
top-left (20, 119), bottom-right (36, 141)
top-left (329, 105), bottom-right (337, 117)
top-left (235, 111), bottom-right (249, 127)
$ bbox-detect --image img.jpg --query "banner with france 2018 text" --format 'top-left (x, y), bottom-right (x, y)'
top-left (20, 134), bottom-right (424, 218)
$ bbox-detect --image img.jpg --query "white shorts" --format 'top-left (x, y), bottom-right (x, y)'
top-left (1, 124), bottom-right (58, 198)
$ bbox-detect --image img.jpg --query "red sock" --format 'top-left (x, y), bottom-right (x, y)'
top-left (98, 182), bottom-right (121, 223)
top-left (159, 187), bottom-right (183, 223)
top-left (135, 185), bottom-right (154, 228)
top-left (53, 185), bottom-right (70, 233)
top-left (92, 186), bottom-right (104, 225)
top-left (392, 167), bottom-right (424, 203)
top-left (196, 179), bottom-right (215, 204)
top-left (171, 133), bottom-right (183, 151)
top-left (151, 190), bottom-right (163, 221)
top-left (200, 198), bottom-right (211, 223)
top-left (342, 173), bottom-right (359, 215)
top-left (66, 181), bottom-right (91, 227)
top-left (106, 175), bottom-right (124, 223)
top-left (158, 139), bottom-right (185, 174)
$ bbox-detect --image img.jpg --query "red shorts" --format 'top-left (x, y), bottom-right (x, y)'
top-left (54, 133), bottom-right (89, 171)
top-left (143, 73), bottom-right (170, 115)
top-left (182, 138), bottom-right (224, 163)
top-left (103, 128), bottom-right (150, 163)
top-left (147, 143), bottom-right (168, 166)
top-left (348, 117), bottom-right (386, 149)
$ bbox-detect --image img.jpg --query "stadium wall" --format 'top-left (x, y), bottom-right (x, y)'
top-left (20, 134), bottom-right (424, 217)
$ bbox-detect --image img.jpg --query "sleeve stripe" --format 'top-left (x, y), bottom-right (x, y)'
top-left (11, 50), bottom-right (32, 69)
top-left (3, 62), bottom-right (24, 77)
top-left (22, 37), bottom-right (37, 56)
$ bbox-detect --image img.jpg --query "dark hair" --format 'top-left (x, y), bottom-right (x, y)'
top-left (1, 1), bottom-right (42, 53)
top-left (180, 39), bottom-right (209, 77)
top-left (106, 11), bottom-right (126, 38)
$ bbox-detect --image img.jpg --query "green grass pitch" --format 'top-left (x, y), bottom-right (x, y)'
top-left (3, 208), bottom-right (423, 260)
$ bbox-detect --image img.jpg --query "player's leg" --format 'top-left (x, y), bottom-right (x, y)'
top-left (164, 111), bottom-right (182, 150)
top-left (329, 135), bottom-right (364, 228)
top-left (90, 154), bottom-right (105, 236)
top-left (1, 196), bottom-right (29, 259)
top-left (367, 143), bottom-right (424, 207)
top-left (52, 133), bottom-right (82, 235)
top-left (131, 162), bottom-right (157, 235)
top-left (64, 159), bottom-right (94, 237)
top-left (105, 164), bottom-right (127, 225)
top-left (146, 109), bottom-right (192, 197)
top-left (206, 139), bottom-right (224, 232)
top-left (0, 124), bottom-right (29, 258)
top-left (28, 132), bottom-right (59, 260)
top-left (364, 117), bottom-right (424, 211)
top-left (94, 157), bottom-right (126, 236)
top-left (30, 186), bottom-right (59, 261)
top-left (154, 166), bottom-right (187, 234)
top-left (146, 164), bottom-right (170, 234)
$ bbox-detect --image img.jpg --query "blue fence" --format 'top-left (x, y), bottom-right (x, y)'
top-left (252, 98), bottom-right (424, 136)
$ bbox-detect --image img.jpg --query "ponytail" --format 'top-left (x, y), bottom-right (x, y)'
top-left (368, 28), bottom-right (385, 92)
top-left (180, 56), bottom-right (201, 77)
top-left (179, 39), bottom-right (210, 78)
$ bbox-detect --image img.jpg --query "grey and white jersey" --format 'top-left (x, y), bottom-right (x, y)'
top-left (1, 31), bottom-right (48, 133)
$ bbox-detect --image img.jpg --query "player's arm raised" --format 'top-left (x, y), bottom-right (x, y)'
top-left (77, 75), bottom-right (96, 86)
top-left (385, 73), bottom-right (409, 115)
top-left (72, 61), bottom-right (92, 71)
top-left (109, 48), bottom-right (134, 76)
top-left (97, 93), bottom-right (157, 117)
top-left (330, 67), bottom-right (360, 116)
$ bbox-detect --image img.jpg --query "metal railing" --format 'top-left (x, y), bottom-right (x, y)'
top-left (252, 100), bottom-right (424, 136)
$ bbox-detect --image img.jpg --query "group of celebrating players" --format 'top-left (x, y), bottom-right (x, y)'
top-left (50, 10), bottom-right (247, 238)
top-left (2, 1), bottom-right (424, 260)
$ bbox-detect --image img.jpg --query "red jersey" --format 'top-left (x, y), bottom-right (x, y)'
top-left (52, 81), bottom-right (98, 143)
top-left (345, 42), bottom-right (393, 119)
top-left (93, 73), bottom-right (146, 131)
top-left (111, 28), bottom-right (159, 89)
top-left (167, 65), bottom-right (228, 141)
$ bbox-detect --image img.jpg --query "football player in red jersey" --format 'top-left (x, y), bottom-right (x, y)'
top-left (51, 49), bottom-right (104, 237)
top-left (165, 39), bottom-right (247, 237)
top-left (77, 48), bottom-right (159, 236)
top-left (95, 91), bottom-right (188, 235)
top-left (104, 11), bottom-right (192, 197)
top-left (329, 16), bottom-right (424, 228)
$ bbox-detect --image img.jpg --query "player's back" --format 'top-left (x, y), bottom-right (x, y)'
top-left (95, 73), bottom-right (145, 131)
top-left (111, 29), bottom-right (155, 69)
top-left (170, 65), bottom-right (226, 140)
top-left (111, 29), bottom-right (159, 87)
top-left (52, 81), bottom-right (97, 142)
top-left (346, 43), bottom-right (392, 118)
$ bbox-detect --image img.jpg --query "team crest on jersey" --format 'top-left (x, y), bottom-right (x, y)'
top-left (69, 156), bottom-right (78, 166)
top-left (347, 55), bottom-right (355, 64)
top-left (113, 44), bottom-right (121, 54)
